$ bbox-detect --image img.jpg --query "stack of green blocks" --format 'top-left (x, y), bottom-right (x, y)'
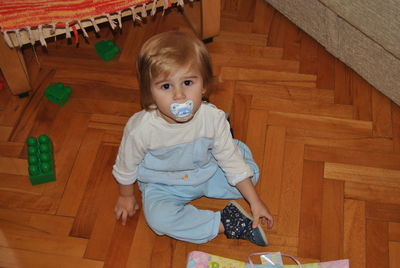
top-left (95, 40), bottom-right (120, 61)
top-left (44, 82), bottom-right (72, 105)
top-left (27, 135), bottom-right (56, 185)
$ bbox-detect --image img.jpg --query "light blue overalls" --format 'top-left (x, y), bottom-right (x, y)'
top-left (138, 139), bottom-right (260, 244)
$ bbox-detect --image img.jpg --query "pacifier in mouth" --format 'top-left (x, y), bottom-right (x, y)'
top-left (170, 100), bottom-right (194, 118)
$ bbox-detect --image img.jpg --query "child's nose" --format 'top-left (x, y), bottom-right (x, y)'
top-left (173, 87), bottom-right (186, 100)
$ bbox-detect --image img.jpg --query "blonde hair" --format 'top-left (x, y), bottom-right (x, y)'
top-left (136, 31), bottom-right (213, 110)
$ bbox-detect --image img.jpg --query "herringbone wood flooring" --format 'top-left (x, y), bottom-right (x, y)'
top-left (1, 0), bottom-right (399, 267)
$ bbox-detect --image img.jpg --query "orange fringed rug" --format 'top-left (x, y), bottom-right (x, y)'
top-left (0, 0), bottom-right (183, 47)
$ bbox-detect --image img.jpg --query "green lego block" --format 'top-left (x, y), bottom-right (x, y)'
top-left (26, 135), bottom-right (56, 185)
top-left (95, 40), bottom-right (120, 61)
top-left (45, 82), bottom-right (72, 105)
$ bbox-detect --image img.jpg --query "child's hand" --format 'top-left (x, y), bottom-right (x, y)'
top-left (235, 178), bottom-right (274, 229)
top-left (114, 195), bottom-right (139, 225)
top-left (250, 199), bottom-right (274, 229)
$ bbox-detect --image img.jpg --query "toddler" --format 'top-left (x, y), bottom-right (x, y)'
top-left (112, 31), bottom-right (273, 246)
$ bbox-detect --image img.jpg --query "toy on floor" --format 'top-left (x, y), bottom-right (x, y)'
top-left (95, 40), bottom-right (120, 61)
top-left (26, 135), bottom-right (56, 185)
top-left (44, 82), bottom-right (72, 105)
top-left (0, 74), bottom-right (4, 90)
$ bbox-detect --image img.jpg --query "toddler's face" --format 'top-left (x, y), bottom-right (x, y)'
top-left (150, 64), bottom-right (205, 124)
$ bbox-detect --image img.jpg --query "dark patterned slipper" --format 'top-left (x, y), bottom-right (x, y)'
top-left (221, 200), bottom-right (268, 246)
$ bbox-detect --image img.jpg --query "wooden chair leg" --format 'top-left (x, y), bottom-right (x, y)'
top-left (0, 39), bottom-right (31, 96)
top-left (183, 0), bottom-right (221, 40)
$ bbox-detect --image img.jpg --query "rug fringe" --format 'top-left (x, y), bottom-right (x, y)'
top-left (26, 26), bottom-right (35, 45)
top-left (130, 6), bottom-right (142, 23)
top-left (3, 31), bottom-right (14, 47)
top-left (106, 13), bottom-right (117, 30)
top-left (1, 0), bottom-right (185, 48)
top-left (141, 3), bottom-right (148, 18)
top-left (38, 25), bottom-right (47, 47)
top-left (151, 0), bottom-right (157, 16)
top-left (77, 20), bottom-right (89, 38)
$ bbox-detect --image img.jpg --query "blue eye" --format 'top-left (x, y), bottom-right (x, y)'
top-left (183, 80), bottom-right (193, 86)
top-left (161, 84), bottom-right (171, 90)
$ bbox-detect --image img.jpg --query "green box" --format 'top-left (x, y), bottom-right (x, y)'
top-left (95, 40), bottom-right (120, 61)
top-left (27, 135), bottom-right (56, 185)
top-left (44, 82), bottom-right (72, 105)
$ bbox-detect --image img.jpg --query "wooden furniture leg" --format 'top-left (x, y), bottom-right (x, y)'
top-left (0, 39), bottom-right (31, 96)
top-left (183, 0), bottom-right (221, 41)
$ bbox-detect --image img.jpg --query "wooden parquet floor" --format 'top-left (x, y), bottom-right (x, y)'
top-left (1, 0), bottom-right (400, 267)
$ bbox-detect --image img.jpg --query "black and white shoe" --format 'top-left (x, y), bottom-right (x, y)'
top-left (221, 200), bottom-right (268, 246)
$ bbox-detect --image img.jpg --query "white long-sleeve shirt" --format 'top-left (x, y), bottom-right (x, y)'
top-left (112, 103), bottom-right (253, 186)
